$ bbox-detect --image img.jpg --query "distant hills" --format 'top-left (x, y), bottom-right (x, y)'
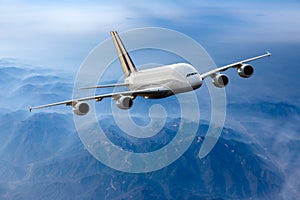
top-left (0, 59), bottom-right (73, 112)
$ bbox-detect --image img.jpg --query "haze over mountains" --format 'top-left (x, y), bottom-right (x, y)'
top-left (0, 58), bottom-right (299, 199)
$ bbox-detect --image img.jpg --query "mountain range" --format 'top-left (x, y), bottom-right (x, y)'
top-left (0, 59), bottom-right (298, 199)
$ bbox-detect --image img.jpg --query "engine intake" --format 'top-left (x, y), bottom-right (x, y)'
top-left (238, 64), bottom-right (254, 78)
top-left (212, 74), bottom-right (229, 88)
top-left (116, 96), bottom-right (133, 110)
top-left (73, 102), bottom-right (89, 116)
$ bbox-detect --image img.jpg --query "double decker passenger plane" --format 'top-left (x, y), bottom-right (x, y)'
top-left (30, 31), bottom-right (271, 115)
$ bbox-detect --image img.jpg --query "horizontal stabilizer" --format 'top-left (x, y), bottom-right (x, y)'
top-left (80, 83), bottom-right (129, 90)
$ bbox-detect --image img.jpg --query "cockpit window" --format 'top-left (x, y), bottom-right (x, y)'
top-left (186, 72), bottom-right (198, 77)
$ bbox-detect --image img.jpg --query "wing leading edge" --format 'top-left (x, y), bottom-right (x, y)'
top-left (200, 51), bottom-right (271, 79)
top-left (29, 87), bottom-right (169, 112)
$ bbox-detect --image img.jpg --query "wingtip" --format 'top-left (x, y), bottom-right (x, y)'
top-left (29, 107), bottom-right (32, 112)
top-left (266, 51), bottom-right (271, 56)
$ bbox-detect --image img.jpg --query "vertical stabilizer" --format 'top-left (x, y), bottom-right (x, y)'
top-left (110, 31), bottom-right (137, 77)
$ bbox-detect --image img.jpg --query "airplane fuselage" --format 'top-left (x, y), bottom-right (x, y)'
top-left (125, 63), bottom-right (202, 99)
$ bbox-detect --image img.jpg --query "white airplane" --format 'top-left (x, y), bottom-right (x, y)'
top-left (29, 31), bottom-right (271, 115)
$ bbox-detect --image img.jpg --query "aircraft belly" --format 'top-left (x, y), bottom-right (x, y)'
top-left (146, 90), bottom-right (174, 99)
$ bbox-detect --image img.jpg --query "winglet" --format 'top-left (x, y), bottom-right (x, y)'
top-left (266, 51), bottom-right (271, 56)
top-left (29, 106), bottom-right (32, 112)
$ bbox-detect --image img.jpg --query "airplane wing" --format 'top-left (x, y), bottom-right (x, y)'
top-left (29, 87), bottom-right (169, 111)
top-left (200, 51), bottom-right (271, 79)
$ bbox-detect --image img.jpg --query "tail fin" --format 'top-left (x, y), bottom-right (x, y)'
top-left (110, 31), bottom-right (137, 77)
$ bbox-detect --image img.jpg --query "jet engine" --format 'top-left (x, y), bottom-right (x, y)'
top-left (238, 64), bottom-right (254, 78)
top-left (73, 102), bottom-right (89, 115)
top-left (212, 74), bottom-right (229, 88)
top-left (116, 96), bottom-right (133, 110)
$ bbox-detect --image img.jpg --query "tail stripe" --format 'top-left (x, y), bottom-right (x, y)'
top-left (110, 31), bottom-right (137, 77)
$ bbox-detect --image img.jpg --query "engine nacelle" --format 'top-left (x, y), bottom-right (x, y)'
top-left (212, 74), bottom-right (229, 88)
top-left (116, 96), bottom-right (133, 110)
top-left (72, 102), bottom-right (89, 116)
top-left (238, 64), bottom-right (254, 78)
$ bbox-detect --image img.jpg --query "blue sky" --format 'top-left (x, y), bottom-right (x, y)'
top-left (1, 0), bottom-right (300, 69)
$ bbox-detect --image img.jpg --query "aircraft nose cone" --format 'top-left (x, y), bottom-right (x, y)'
top-left (193, 75), bottom-right (203, 89)
top-left (189, 74), bottom-right (202, 90)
